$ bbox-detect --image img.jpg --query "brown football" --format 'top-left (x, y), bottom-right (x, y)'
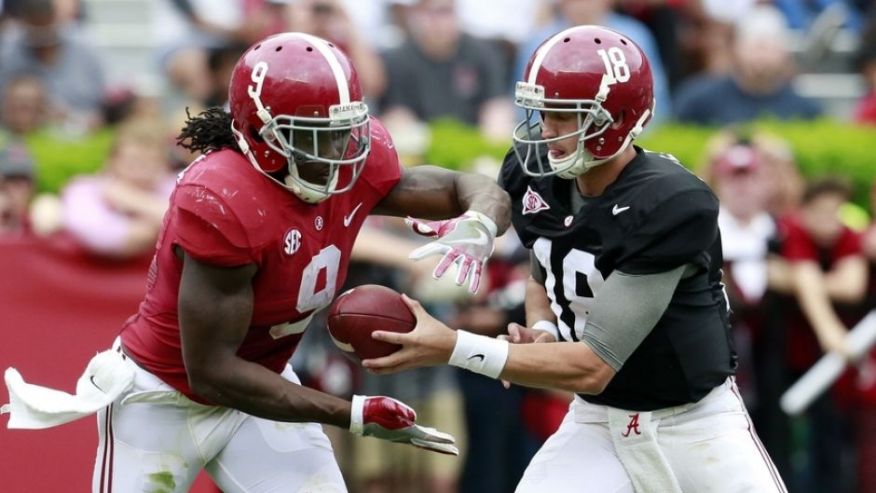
top-left (327, 284), bottom-right (415, 361)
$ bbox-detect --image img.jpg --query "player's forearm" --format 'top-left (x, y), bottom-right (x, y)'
top-left (189, 357), bottom-right (351, 428)
top-left (375, 166), bottom-right (510, 234)
top-left (453, 171), bottom-right (511, 235)
top-left (178, 256), bottom-right (351, 428)
top-left (501, 341), bottom-right (614, 394)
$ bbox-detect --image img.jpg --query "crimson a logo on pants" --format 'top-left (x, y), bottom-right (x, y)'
top-left (621, 413), bottom-right (641, 437)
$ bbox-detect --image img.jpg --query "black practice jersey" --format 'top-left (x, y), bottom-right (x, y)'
top-left (499, 146), bottom-right (737, 411)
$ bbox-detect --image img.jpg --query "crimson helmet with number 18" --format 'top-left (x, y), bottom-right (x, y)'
top-left (229, 33), bottom-right (371, 203)
top-left (513, 25), bottom-right (654, 179)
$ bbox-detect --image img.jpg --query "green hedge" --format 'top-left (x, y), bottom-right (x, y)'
top-left (424, 118), bottom-right (876, 208)
top-left (25, 128), bottom-right (115, 194)
top-left (424, 119), bottom-right (511, 170)
top-left (639, 120), bottom-right (876, 203)
top-left (22, 118), bottom-right (876, 209)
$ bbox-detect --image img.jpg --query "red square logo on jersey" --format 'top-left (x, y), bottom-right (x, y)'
top-left (522, 185), bottom-right (550, 215)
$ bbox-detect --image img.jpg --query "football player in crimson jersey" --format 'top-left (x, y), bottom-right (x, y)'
top-left (363, 26), bottom-right (788, 492)
top-left (91, 33), bottom-right (510, 492)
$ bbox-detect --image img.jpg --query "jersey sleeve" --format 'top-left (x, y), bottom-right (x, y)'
top-left (617, 189), bottom-right (720, 275)
top-left (171, 184), bottom-right (257, 266)
top-left (361, 118), bottom-right (403, 199)
top-left (498, 146), bottom-right (528, 199)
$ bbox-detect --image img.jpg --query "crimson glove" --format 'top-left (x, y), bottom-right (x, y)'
top-left (349, 395), bottom-right (458, 455)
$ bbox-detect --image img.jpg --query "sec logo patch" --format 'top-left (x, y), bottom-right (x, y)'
top-left (283, 229), bottom-right (301, 255)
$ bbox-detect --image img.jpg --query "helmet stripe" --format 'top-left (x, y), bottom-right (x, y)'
top-left (293, 33), bottom-right (350, 104)
top-left (527, 26), bottom-right (580, 85)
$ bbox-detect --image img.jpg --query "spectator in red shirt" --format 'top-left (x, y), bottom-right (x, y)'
top-left (779, 179), bottom-right (867, 365)
top-left (854, 182), bottom-right (876, 492)
top-left (775, 177), bottom-right (868, 493)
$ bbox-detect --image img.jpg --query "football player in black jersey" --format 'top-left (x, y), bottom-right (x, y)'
top-left (364, 25), bottom-right (787, 492)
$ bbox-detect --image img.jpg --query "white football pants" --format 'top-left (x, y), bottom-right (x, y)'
top-left (516, 378), bottom-right (787, 493)
top-left (92, 361), bottom-right (346, 493)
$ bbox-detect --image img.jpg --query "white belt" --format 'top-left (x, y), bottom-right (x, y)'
top-left (606, 407), bottom-right (682, 493)
top-left (571, 379), bottom-right (733, 493)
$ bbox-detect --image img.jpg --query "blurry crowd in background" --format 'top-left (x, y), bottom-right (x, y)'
top-left (2, 0), bottom-right (876, 492)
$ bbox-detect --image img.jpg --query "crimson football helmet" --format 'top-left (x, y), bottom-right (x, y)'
top-left (513, 25), bottom-right (654, 179)
top-left (229, 32), bottom-right (371, 203)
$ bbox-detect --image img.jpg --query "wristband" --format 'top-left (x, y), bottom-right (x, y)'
top-left (448, 330), bottom-right (509, 379)
top-left (349, 394), bottom-right (365, 434)
top-left (532, 320), bottom-right (560, 340)
top-left (464, 210), bottom-right (498, 237)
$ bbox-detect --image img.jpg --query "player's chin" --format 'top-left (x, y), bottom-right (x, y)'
top-left (297, 162), bottom-right (332, 183)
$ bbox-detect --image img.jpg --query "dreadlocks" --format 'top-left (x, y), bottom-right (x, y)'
top-left (177, 107), bottom-right (238, 155)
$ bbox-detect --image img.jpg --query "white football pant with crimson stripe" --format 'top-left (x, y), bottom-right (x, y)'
top-left (92, 362), bottom-right (346, 493)
top-left (516, 378), bottom-right (787, 493)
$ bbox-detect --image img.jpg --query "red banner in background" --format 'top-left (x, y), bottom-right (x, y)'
top-left (0, 235), bottom-right (217, 492)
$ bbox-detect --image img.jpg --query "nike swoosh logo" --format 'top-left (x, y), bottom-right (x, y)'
top-left (612, 205), bottom-right (631, 216)
top-left (467, 354), bottom-right (485, 362)
top-left (89, 375), bottom-right (104, 392)
top-left (344, 202), bottom-right (364, 227)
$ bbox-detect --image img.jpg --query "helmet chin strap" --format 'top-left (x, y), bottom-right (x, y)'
top-left (231, 121), bottom-right (332, 204)
top-left (549, 124), bottom-right (614, 179)
top-left (549, 141), bottom-right (594, 179)
top-left (549, 104), bottom-right (653, 180)
top-left (284, 162), bottom-right (338, 204)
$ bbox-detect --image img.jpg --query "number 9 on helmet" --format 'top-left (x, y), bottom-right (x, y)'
top-left (229, 32), bottom-right (372, 203)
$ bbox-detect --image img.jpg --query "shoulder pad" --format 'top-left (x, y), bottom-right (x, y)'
top-left (178, 150), bottom-right (273, 233)
top-left (499, 145), bottom-right (532, 198)
top-left (360, 118), bottom-right (403, 197)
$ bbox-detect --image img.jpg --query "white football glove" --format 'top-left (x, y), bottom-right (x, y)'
top-left (406, 210), bottom-right (497, 294)
top-left (349, 395), bottom-right (459, 455)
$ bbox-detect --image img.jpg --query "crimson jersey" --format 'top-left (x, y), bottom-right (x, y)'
top-left (778, 214), bottom-right (863, 371)
top-left (121, 119), bottom-right (401, 403)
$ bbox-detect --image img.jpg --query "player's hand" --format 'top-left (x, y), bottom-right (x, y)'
top-left (363, 295), bottom-right (458, 374)
top-left (406, 211), bottom-right (498, 294)
top-left (498, 323), bottom-right (556, 389)
top-left (506, 322), bottom-right (557, 345)
top-left (349, 394), bottom-right (459, 455)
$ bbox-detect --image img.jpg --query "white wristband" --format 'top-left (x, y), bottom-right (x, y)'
top-left (464, 210), bottom-right (498, 237)
top-left (349, 394), bottom-right (365, 435)
top-left (532, 320), bottom-right (560, 340)
top-left (448, 330), bottom-right (509, 379)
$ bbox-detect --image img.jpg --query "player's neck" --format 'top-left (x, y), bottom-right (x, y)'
top-left (574, 146), bottom-right (636, 197)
